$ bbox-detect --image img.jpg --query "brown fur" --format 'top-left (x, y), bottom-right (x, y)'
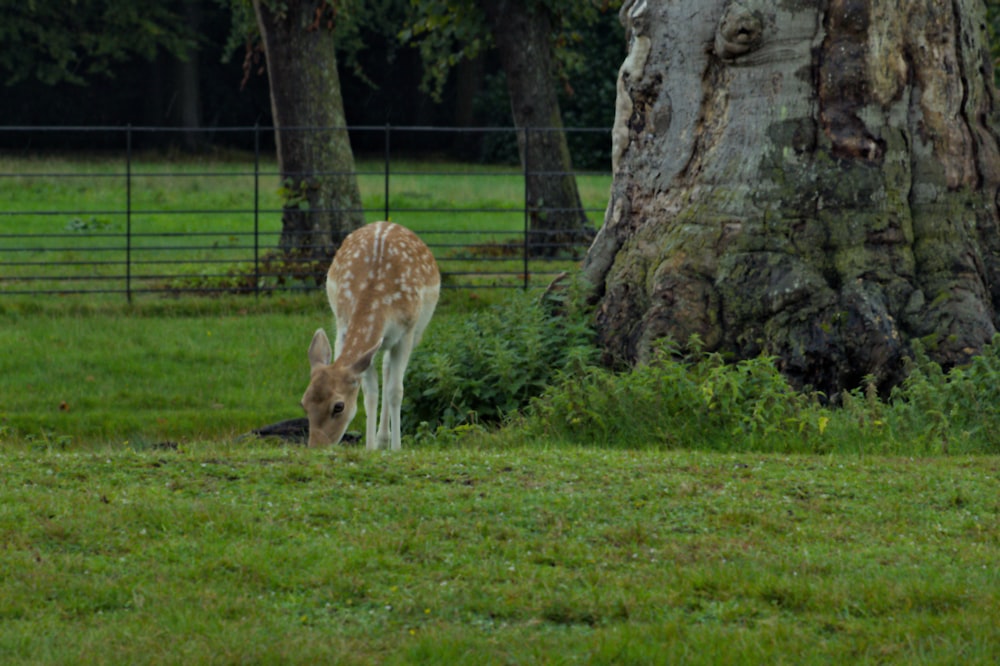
top-left (301, 222), bottom-right (440, 449)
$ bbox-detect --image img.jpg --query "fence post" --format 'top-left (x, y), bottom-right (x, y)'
top-left (384, 123), bottom-right (391, 221)
top-left (125, 124), bottom-right (132, 303)
top-left (522, 126), bottom-right (530, 290)
top-left (253, 123), bottom-right (260, 298)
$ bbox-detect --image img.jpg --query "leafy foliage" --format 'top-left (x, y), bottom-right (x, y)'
top-left (881, 339), bottom-right (1000, 453)
top-left (518, 340), bottom-right (824, 452)
top-left (401, 290), bottom-right (597, 433)
top-left (0, 0), bottom-right (197, 86)
top-left (988, 0), bottom-right (1000, 84)
top-left (513, 335), bottom-right (1000, 456)
top-left (399, 0), bottom-right (490, 100)
top-left (401, 0), bottom-right (622, 102)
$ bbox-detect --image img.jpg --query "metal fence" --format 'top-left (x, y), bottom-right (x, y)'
top-left (0, 125), bottom-right (610, 299)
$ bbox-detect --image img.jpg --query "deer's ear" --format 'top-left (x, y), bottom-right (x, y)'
top-left (351, 338), bottom-right (383, 374)
top-left (308, 329), bottom-right (333, 369)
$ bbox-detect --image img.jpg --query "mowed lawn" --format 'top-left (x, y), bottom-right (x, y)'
top-left (0, 443), bottom-right (997, 665)
top-left (0, 298), bottom-right (320, 443)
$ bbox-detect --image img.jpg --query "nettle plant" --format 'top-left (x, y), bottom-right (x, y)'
top-left (880, 336), bottom-right (1000, 453)
top-left (521, 333), bottom-right (1000, 455)
top-left (401, 290), bottom-right (597, 436)
top-left (519, 338), bottom-right (826, 452)
top-left (402, 289), bottom-right (1000, 454)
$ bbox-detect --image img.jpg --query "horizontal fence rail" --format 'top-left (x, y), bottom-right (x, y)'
top-left (0, 125), bottom-right (611, 300)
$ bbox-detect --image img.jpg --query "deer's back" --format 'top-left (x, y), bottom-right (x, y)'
top-left (326, 222), bottom-right (440, 347)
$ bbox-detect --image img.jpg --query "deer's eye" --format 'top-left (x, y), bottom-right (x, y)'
top-left (331, 401), bottom-right (345, 417)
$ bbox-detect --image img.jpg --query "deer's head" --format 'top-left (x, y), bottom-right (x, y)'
top-left (301, 328), bottom-right (381, 447)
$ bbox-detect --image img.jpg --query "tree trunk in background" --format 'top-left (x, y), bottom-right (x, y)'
top-left (478, 0), bottom-right (591, 256)
top-left (173, 0), bottom-right (203, 152)
top-left (582, 0), bottom-right (1000, 398)
top-left (252, 0), bottom-right (364, 262)
top-left (452, 54), bottom-right (484, 160)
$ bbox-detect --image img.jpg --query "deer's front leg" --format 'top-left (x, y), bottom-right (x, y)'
top-left (383, 337), bottom-right (414, 451)
top-left (376, 350), bottom-right (394, 450)
top-left (361, 364), bottom-right (379, 450)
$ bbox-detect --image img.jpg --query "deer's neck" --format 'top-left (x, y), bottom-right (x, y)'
top-left (335, 296), bottom-right (396, 363)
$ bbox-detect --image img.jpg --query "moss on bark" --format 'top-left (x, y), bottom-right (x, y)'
top-left (584, 0), bottom-right (1000, 397)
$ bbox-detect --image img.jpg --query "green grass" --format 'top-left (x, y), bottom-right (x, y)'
top-left (0, 289), bottom-right (570, 445)
top-left (0, 443), bottom-right (997, 665)
top-left (1, 296), bottom-right (999, 662)
top-left (0, 295), bottom-right (321, 443)
top-left (0, 154), bottom-right (611, 293)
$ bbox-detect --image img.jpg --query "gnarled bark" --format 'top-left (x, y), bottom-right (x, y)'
top-left (583, 0), bottom-right (1000, 397)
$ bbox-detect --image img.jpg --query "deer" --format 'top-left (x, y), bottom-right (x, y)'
top-left (301, 221), bottom-right (440, 450)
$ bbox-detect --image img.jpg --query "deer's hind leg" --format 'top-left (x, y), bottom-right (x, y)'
top-left (379, 334), bottom-right (416, 451)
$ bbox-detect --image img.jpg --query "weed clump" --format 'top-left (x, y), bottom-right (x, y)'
top-left (336, 280), bottom-right (1000, 455)
top-left (402, 290), bottom-right (597, 434)
top-left (517, 340), bottom-right (823, 452)
top-left (508, 336), bottom-right (1000, 455)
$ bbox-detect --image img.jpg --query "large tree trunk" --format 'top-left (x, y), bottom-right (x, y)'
top-left (478, 0), bottom-right (592, 256)
top-left (582, 0), bottom-right (1000, 397)
top-left (252, 0), bottom-right (364, 263)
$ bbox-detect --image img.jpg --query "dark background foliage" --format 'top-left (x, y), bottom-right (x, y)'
top-left (0, 0), bottom-right (621, 167)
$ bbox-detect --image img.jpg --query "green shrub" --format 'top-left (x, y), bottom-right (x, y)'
top-left (871, 337), bottom-right (1000, 454)
top-left (510, 335), bottom-right (1000, 455)
top-left (401, 290), bottom-right (598, 433)
top-left (820, 339), bottom-right (1000, 455)
top-left (516, 340), bottom-right (826, 452)
top-left (407, 293), bottom-right (1000, 455)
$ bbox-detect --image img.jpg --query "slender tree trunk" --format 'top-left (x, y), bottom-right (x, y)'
top-left (173, 0), bottom-right (203, 153)
top-left (452, 54), bottom-right (484, 159)
top-left (252, 0), bottom-right (364, 264)
top-left (478, 0), bottom-right (592, 256)
top-left (582, 0), bottom-right (1000, 398)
